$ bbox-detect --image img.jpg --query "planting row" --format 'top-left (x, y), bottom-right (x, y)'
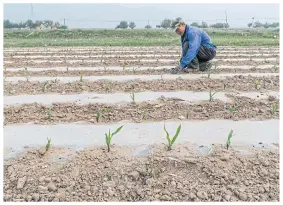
top-left (3, 142), bottom-right (279, 202)
top-left (4, 95), bottom-right (279, 125)
top-left (4, 76), bottom-right (279, 96)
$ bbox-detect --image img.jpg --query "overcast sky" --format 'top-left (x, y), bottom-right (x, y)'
top-left (4, 3), bottom-right (279, 28)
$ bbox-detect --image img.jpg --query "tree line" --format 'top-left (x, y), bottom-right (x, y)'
top-left (247, 21), bottom-right (279, 28)
top-left (4, 18), bottom-right (279, 30)
top-left (4, 19), bottom-right (68, 29)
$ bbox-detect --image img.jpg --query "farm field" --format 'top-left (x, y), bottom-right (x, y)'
top-left (3, 45), bottom-right (279, 202)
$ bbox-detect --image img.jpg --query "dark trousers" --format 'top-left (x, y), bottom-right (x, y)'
top-left (182, 41), bottom-right (216, 69)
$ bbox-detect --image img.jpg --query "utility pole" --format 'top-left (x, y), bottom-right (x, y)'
top-left (30, 3), bottom-right (34, 20)
top-left (64, 18), bottom-right (66, 26)
top-left (252, 17), bottom-right (255, 27)
top-left (225, 10), bottom-right (228, 25)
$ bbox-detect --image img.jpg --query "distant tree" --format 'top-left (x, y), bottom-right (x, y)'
top-left (156, 25), bottom-right (161, 28)
top-left (190, 22), bottom-right (200, 27)
top-left (253, 21), bottom-right (263, 28)
top-left (25, 19), bottom-right (34, 29)
top-left (18, 21), bottom-right (27, 28)
top-left (145, 25), bottom-right (152, 29)
top-left (43, 20), bottom-right (54, 28)
top-left (54, 22), bottom-right (60, 28)
top-left (35, 20), bottom-right (43, 27)
top-left (129, 22), bottom-right (136, 29)
top-left (247, 22), bottom-right (253, 28)
top-left (116, 21), bottom-right (128, 29)
top-left (210, 22), bottom-right (229, 28)
top-left (4, 20), bottom-right (12, 28)
top-left (58, 25), bottom-right (68, 29)
top-left (263, 22), bottom-right (271, 29)
top-left (270, 22), bottom-right (279, 28)
top-left (160, 19), bottom-right (171, 29)
top-left (201, 21), bottom-right (208, 28)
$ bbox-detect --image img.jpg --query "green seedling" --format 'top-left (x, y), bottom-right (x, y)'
top-left (104, 81), bottom-right (113, 92)
top-left (80, 75), bottom-right (83, 82)
top-left (105, 125), bottom-right (124, 152)
top-left (226, 129), bottom-right (233, 150)
top-left (164, 124), bottom-right (182, 151)
top-left (223, 83), bottom-right (226, 90)
top-left (130, 93), bottom-right (135, 103)
top-left (207, 72), bottom-right (211, 79)
top-left (142, 109), bottom-right (148, 120)
top-left (122, 64), bottom-right (126, 71)
top-left (271, 103), bottom-right (279, 115)
top-left (254, 79), bottom-right (261, 90)
top-left (25, 76), bottom-right (31, 82)
top-left (132, 67), bottom-right (138, 74)
top-left (66, 67), bottom-right (69, 72)
top-left (186, 111), bottom-right (189, 119)
top-left (209, 90), bottom-right (217, 101)
top-left (46, 108), bottom-right (52, 121)
top-left (228, 104), bottom-right (240, 113)
top-left (46, 137), bottom-right (51, 152)
top-left (96, 108), bottom-right (109, 122)
top-left (41, 81), bottom-right (49, 92)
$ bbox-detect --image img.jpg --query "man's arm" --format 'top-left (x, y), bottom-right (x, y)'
top-left (180, 32), bottom-right (201, 68)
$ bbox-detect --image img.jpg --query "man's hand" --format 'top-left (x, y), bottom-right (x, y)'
top-left (171, 65), bottom-right (183, 74)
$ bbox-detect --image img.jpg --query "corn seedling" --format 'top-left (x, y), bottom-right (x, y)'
top-left (228, 104), bottom-right (240, 113)
top-left (96, 109), bottom-right (105, 123)
top-left (142, 109), bottom-right (148, 120)
top-left (41, 82), bottom-right (49, 92)
top-left (46, 137), bottom-right (51, 152)
top-left (223, 83), bottom-right (226, 90)
top-left (25, 76), bottom-right (31, 82)
top-left (209, 90), bottom-right (217, 101)
top-left (164, 124), bottom-right (182, 151)
top-left (46, 108), bottom-right (52, 121)
top-left (226, 129), bottom-right (233, 150)
top-left (105, 125), bottom-right (124, 152)
top-left (207, 72), bottom-right (211, 79)
top-left (130, 93), bottom-right (135, 103)
top-left (132, 67), bottom-right (138, 74)
top-left (122, 65), bottom-right (126, 71)
top-left (254, 79), bottom-right (261, 90)
top-left (66, 67), bottom-right (69, 72)
top-left (80, 75), bottom-right (83, 82)
top-left (271, 103), bottom-right (279, 115)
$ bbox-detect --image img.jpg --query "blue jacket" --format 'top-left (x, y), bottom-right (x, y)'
top-left (180, 25), bottom-right (216, 68)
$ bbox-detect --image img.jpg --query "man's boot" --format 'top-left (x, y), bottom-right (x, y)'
top-left (187, 57), bottom-right (199, 70)
top-left (199, 61), bottom-right (212, 71)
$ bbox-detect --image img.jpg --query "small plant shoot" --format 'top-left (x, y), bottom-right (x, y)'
top-left (226, 129), bottom-right (233, 150)
top-left (105, 125), bottom-right (124, 152)
top-left (164, 124), bottom-right (182, 151)
top-left (46, 137), bottom-right (51, 152)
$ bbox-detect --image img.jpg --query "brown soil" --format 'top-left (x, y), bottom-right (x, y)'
top-left (3, 53), bottom-right (279, 62)
top-left (4, 96), bottom-right (279, 125)
top-left (3, 144), bottom-right (279, 202)
top-left (3, 67), bottom-right (279, 78)
top-left (4, 58), bottom-right (272, 68)
top-left (4, 75), bottom-right (279, 96)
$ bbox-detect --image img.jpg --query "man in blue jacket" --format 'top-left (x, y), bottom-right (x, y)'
top-left (171, 18), bottom-right (217, 74)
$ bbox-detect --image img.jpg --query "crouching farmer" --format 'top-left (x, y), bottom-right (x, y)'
top-left (171, 18), bottom-right (217, 74)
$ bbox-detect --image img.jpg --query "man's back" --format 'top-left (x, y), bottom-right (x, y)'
top-left (183, 25), bottom-right (216, 49)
